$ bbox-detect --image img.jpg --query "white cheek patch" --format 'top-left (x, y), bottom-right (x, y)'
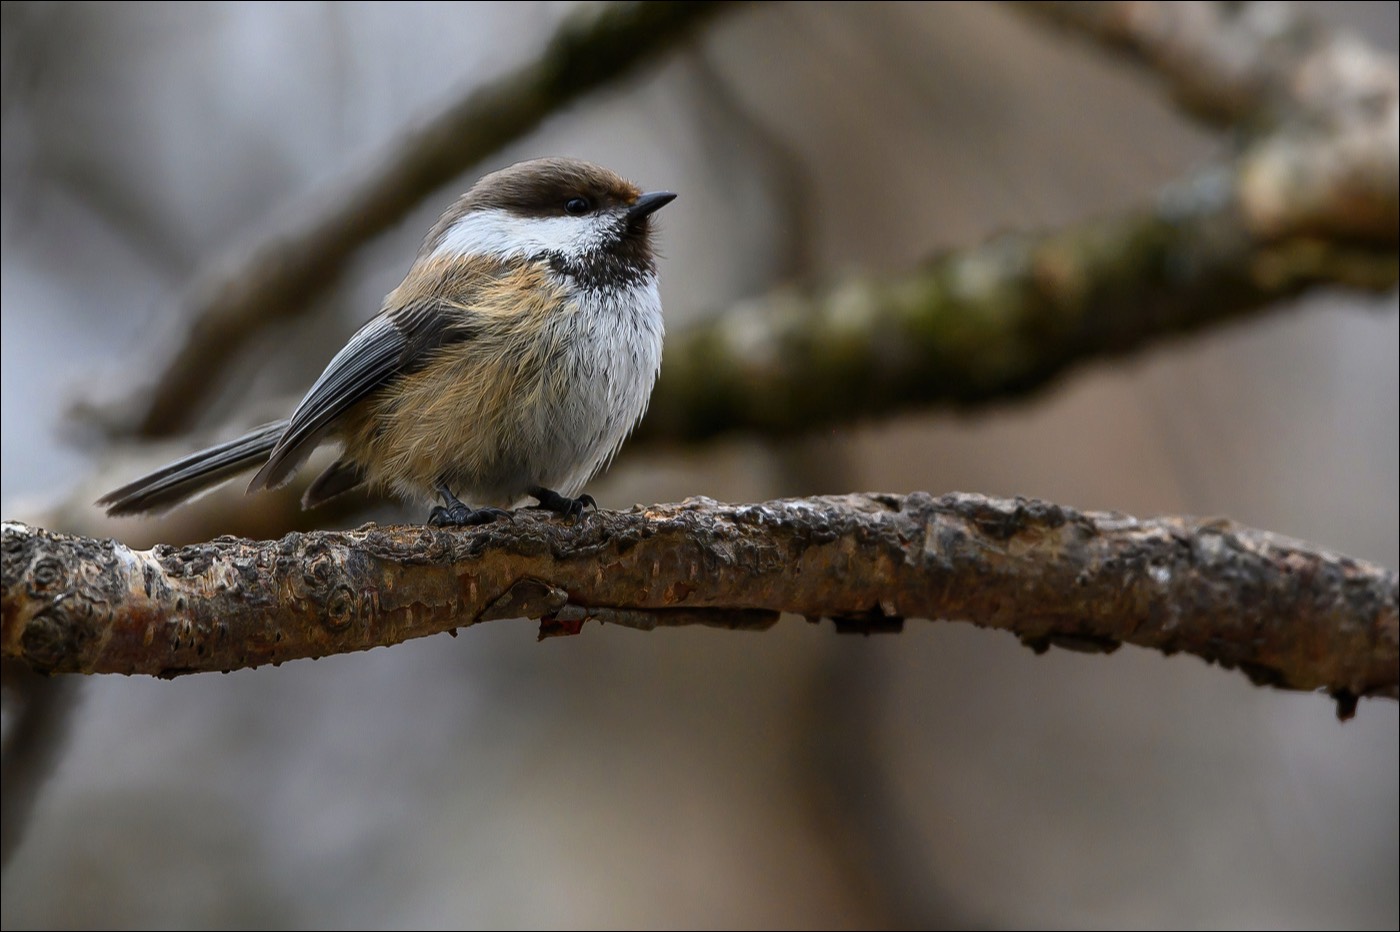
top-left (429, 208), bottom-right (609, 263)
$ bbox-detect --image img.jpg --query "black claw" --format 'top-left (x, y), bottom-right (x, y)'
top-left (528, 487), bottom-right (596, 519)
top-left (430, 480), bottom-right (510, 527)
top-left (428, 504), bottom-right (510, 527)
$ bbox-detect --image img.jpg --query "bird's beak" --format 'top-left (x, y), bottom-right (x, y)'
top-left (627, 191), bottom-right (677, 222)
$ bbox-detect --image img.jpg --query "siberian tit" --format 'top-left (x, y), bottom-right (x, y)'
top-left (100, 157), bottom-right (675, 526)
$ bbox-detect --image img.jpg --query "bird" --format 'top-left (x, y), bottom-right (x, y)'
top-left (99, 157), bottom-right (675, 527)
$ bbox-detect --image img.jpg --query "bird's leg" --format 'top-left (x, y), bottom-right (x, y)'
top-left (527, 486), bottom-right (596, 520)
top-left (429, 481), bottom-right (511, 527)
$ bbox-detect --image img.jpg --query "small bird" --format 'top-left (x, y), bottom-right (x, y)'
top-left (100, 157), bottom-right (675, 526)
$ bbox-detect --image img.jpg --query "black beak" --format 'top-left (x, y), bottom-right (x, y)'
top-left (628, 191), bottom-right (677, 222)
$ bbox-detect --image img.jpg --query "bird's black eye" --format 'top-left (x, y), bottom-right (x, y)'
top-left (564, 196), bottom-right (592, 215)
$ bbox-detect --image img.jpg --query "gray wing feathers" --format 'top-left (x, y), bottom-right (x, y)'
top-left (249, 315), bottom-right (408, 491)
top-left (99, 303), bottom-right (462, 516)
top-left (100, 301), bottom-right (467, 515)
top-left (98, 419), bottom-right (289, 516)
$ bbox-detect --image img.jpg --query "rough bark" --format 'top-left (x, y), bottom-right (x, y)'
top-left (4, 495), bottom-right (1395, 714)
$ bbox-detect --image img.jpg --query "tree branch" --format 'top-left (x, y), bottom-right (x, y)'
top-left (633, 0), bottom-right (1399, 445)
top-left (635, 171), bottom-right (1397, 446)
top-left (0, 660), bottom-right (78, 868)
top-left (4, 495), bottom-right (1395, 713)
top-left (124, 1), bottom-right (738, 438)
top-left (103, 1), bottom-right (1396, 452)
top-left (1018, 1), bottom-right (1399, 129)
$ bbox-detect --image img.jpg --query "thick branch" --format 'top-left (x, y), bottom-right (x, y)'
top-left (4, 495), bottom-right (1395, 709)
top-left (128, 1), bottom-right (736, 438)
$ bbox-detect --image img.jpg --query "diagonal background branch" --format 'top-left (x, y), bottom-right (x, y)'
top-left (1019, 0), bottom-right (1399, 128)
top-left (635, 1), bottom-right (1398, 445)
top-left (4, 494), bottom-right (1395, 713)
top-left (121, 0), bottom-right (739, 439)
top-left (670, 1), bottom-right (1394, 447)
top-left (95, 1), bottom-right (1395, 455)
top-left (636, 178), bottom-right (1396, 446)
top-left (98, 2), bottom-right (1398, 446)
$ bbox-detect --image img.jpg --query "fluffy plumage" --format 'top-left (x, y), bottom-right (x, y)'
top-left (100, 158), bottom-right (672, 520)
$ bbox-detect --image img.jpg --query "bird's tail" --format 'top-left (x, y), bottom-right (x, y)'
top-left (98, 420), bottom-right (289, 516)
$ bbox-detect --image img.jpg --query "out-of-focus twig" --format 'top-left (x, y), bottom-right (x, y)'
top-left (680, 39), bottom-right (857, 497)
top-left (1021, 1), bottom-right (1400, 243)
top-left (633, 3), bottom-right (1399, 444)
top-left (1, 660), bottom-right (78, 868)
top-left (120, 1), bottom-right (740, 439)
top-left (635, 166), bottom-right (1396, 446)
top-left (1018, 1), bottom-right (1399, 129)
top-left (4, 495), bottom-right (1396, 714)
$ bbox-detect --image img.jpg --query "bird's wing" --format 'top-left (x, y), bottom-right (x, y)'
top-left (248, 300), bottom-right (474, 491)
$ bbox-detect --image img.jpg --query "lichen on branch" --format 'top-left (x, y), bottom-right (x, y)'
top-left (636, 182), bottom-right (1397, 446)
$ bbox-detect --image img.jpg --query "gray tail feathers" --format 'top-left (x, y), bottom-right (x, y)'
top-left (98, 420), bottom-right (289, 516)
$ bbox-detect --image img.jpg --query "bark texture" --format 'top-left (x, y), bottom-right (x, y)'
top-left (4, 495), bottom-right (1395, 712)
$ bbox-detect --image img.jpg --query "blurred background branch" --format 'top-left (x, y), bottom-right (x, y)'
top-left (65, 0), bottom-right (1396, 478)
top-left (106, 0), bottom-right (739, 439)
top-left (1021, 0), bottom-right (1398, 128)
top-left (0, 661), bottom-right (77, 868)
top-left (639, 183), bottom-right (1395, 445)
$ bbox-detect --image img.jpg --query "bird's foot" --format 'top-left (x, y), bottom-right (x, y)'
top-left (527, 487), bottom-right (596, 520)
top-left (428, 504), bottom-right (511, 527)
top-left (429, 482), bottom-right (511, 527)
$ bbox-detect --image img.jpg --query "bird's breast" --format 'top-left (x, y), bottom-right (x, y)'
top-left (347, 272), bottom-right (664, 505)
top-left (537, 276), bottom-right (664, 488)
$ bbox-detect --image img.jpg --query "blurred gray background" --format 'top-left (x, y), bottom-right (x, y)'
top-left (2, 2), bottom-right (1396, 928)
